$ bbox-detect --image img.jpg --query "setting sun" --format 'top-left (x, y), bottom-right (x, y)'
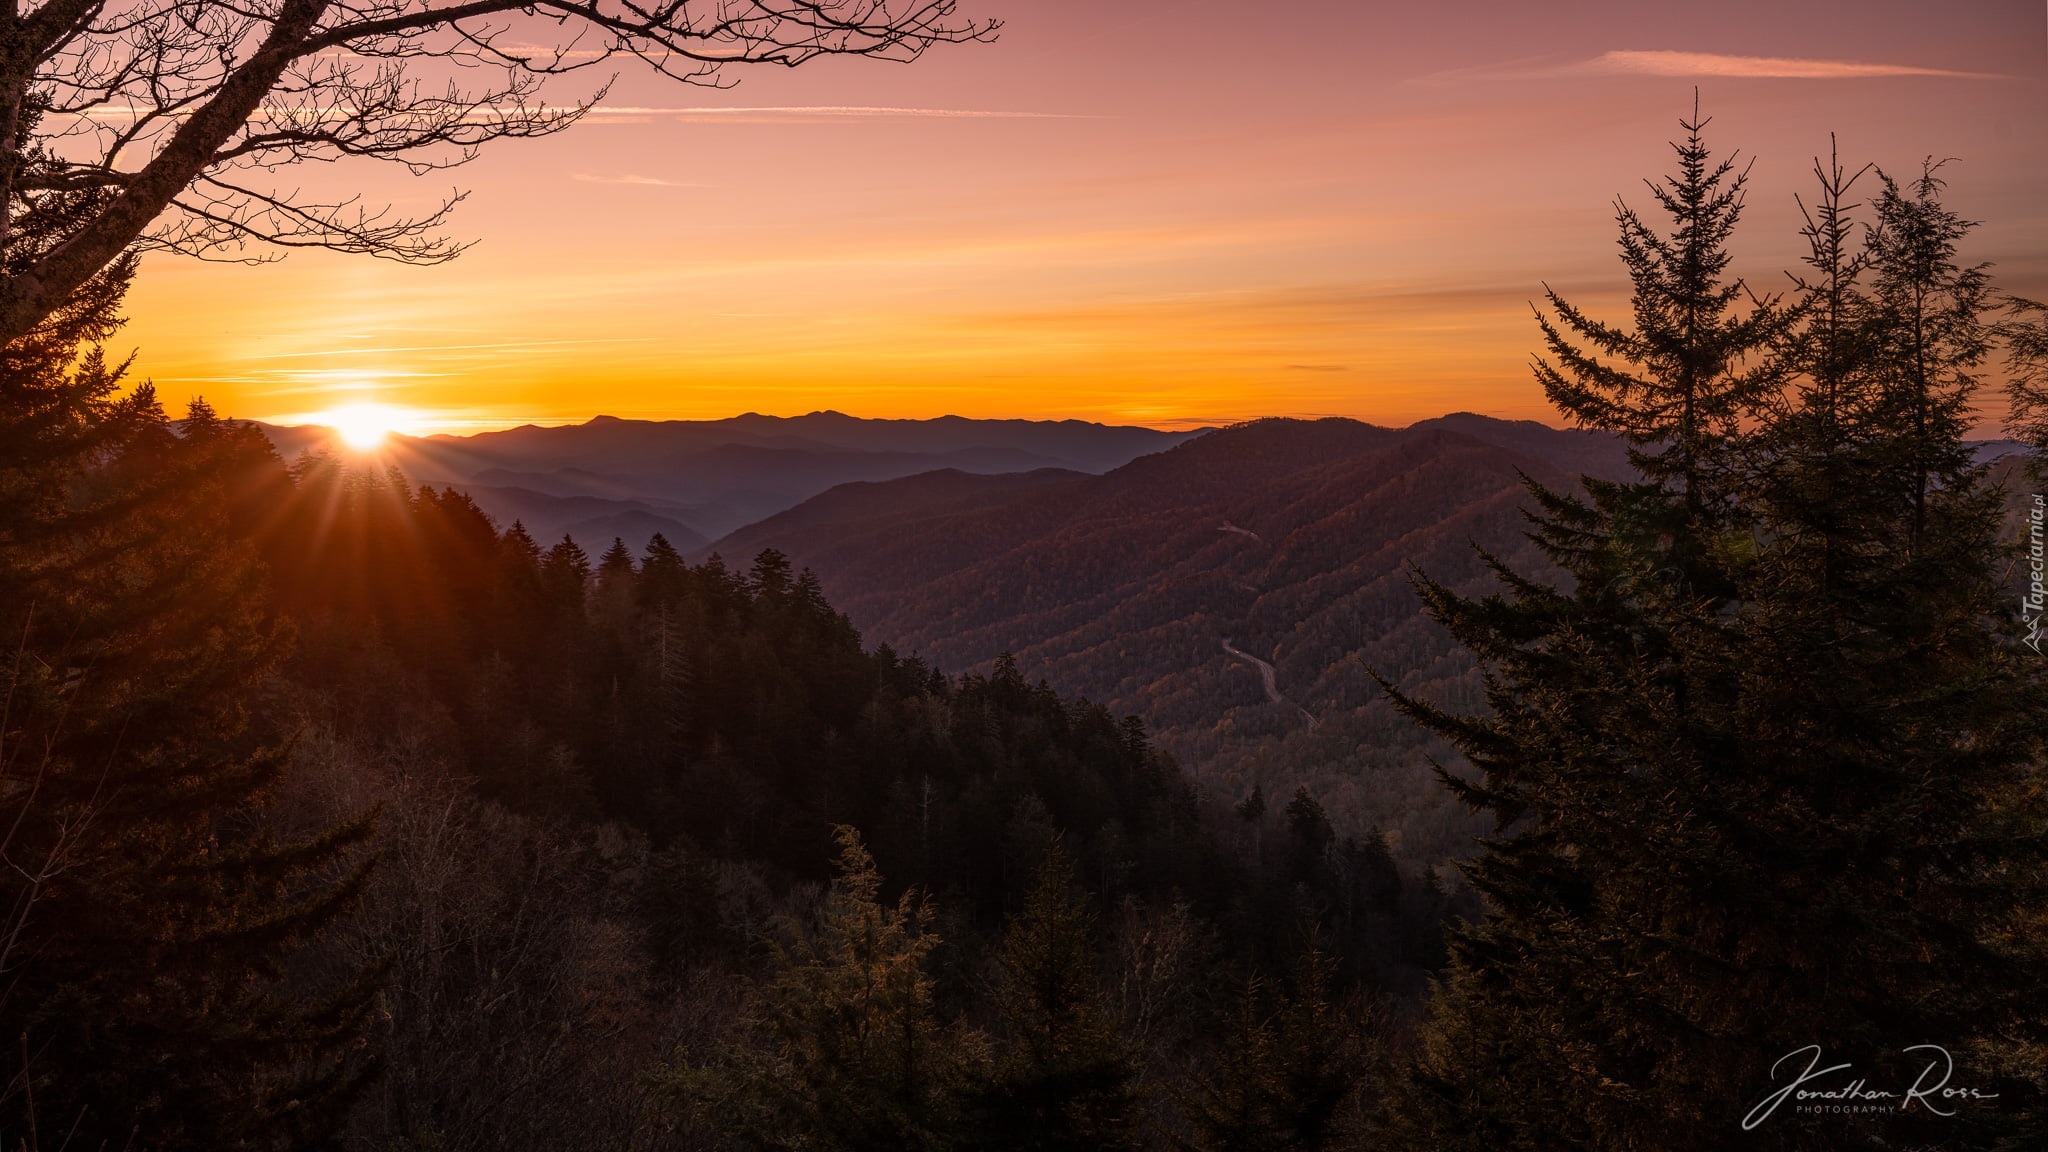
top-left (322, 403), bottom-right (418, 450)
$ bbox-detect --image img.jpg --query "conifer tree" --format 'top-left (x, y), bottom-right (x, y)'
top-left (1380, 120), bottom-right (2048, 1151)
top-left (1864, 161), bottom-right (1991, 551)
top-left (751, 547), bottom-right (795, 603)
top-left (1236, 784), bottom-right (1267, 861)
top-left (490, 520), bottom-right (548, 661)
top-left (1178, 947), bottom-right (1364, 1152)
top-left (594, 536), bottom-right (638, 629)
top-left (1750, 143), bottom-right (1885, 598)
top-left (970, 843), bottom-right (1140, 1151)
top-left (674, 826), bottom-right (975, 1152)
top-left (638, 532), bottom-right (690, 611)
top-left (500, 519), bottom-right (543, 574)
top-left (1533, 102), bottom-right (1786, 530)
top-left (654, 600), bottom-right (696, 752)
top-left (2000, 297), bottom-right (2048, 465)
top-left (542, 534), bottom-right (594, 620)
top-left (1282, 787), bottom-right (1336, 894)
top-left (0, 289), bottom-right (378, 1146)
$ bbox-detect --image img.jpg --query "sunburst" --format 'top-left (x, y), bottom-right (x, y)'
top-left (321, 403), bottom-right (419, 450)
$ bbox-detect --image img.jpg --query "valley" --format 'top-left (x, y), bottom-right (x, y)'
top-left (701, 413), bottom-right (1635, 869)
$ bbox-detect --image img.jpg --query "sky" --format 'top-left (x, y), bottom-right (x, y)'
top-left (116, 0), bottom-right (2048, 433)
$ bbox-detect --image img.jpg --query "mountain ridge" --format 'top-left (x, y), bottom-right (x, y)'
top-left (250, 411), bottom-right (1207, 547)
top-left (700, 413), bottom-right (1639, 868)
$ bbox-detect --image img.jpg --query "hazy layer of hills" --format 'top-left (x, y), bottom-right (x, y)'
top-left (261, 405), bottom-right (2025, 866)
top-left (258, 411), bottom-right (1203, 547)
top-left (709, 413), bottom-right (1635, 867)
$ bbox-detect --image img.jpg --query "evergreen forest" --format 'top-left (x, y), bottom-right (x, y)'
top-left (6, 112), bottom-right (2048, 1151)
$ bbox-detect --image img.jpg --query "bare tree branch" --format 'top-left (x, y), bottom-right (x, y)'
top-left (0, 0), bottom-right (997, 341)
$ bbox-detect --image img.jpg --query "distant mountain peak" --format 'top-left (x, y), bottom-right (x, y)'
top-left (693, 413), bottom-right (1642, 868)
top-left (251, 412), bottom-right (1204, 542)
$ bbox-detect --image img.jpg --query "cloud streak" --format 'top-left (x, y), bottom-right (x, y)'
top-left (1574, 50), bottom-right (1998, 79)
top-left (238, 336), bottom-right (659, 361)
top-left (581, 105), bottom-right (1096, 121)
top-left (1423, 50), bottom-right (2001, 84)
top-left (570, 173), bottom-right (701, 186)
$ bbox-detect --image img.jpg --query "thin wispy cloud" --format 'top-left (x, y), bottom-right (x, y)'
top-left (1575, 50), bottom-right (1998, 79)
top-left (581, 105), bottom-right (1095, 121)
top-left (1420, 50), bottom-right (2000, 84)
top-left (570, 173), bottom-right (700, 187)
top-left (263, 407), bottom-right (517, 431)
top-left (238, 337), bottom-right (659, 361)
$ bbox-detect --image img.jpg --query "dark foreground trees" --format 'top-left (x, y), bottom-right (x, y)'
top-left (0, 278), bottom-right (377, 1144)
top-left (114, 440), bottom-right (1391, 1148)
top-left (967, 843), bottom-right (1142, 1151)
top-left (668, 826), bottom-right (976, 1152)
top-left (658, 827), bottom-right (1371, 1152)
top-left (1380, 117), bottom-right (2048, 1150)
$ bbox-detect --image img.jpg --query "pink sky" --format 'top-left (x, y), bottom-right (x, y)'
top-left (118, 0), bottom-right (2048, 432)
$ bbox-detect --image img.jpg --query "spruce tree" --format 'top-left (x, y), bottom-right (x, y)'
top-left (1533, 102), bottom-right (1786, 529)
top-left (0, 300), bottom-right (378, 1144)
top-left (1282, 787), bottom-right (1336, 894)
top-left (593, 536), bottom-right (638, 631)
top-left (1178, 947), bottom-right (1364, 1152)
top-left (1999, 297), bottom-right (2048, 465)
top-left (542, 534), bottom-right (593, 621)
top-left (1380, 120), bottom-right (2048, 1151)
top-left (970, 843), bottom-right (1140, 1151)
top-left (672, 826), bottom-right (975, 1151)
top-left (1864, 161), bottom-right (1991, 551)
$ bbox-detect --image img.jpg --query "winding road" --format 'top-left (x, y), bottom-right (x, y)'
top-left (1220, 638), bottom-right (1318, 729)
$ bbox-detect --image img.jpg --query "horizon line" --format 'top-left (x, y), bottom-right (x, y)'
top-left (252, 407), bottom-right (1579, 438)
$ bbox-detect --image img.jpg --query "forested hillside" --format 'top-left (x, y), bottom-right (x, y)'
top-left (275, 458), bottom-right (1461, 1146)
top-left (4, 378), bottom-right (1435, 1146)
top-left (707, 414), bottom-right (1635, 871)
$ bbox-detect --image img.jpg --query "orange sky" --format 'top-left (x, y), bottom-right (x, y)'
top-left (117, 0), bottom-right (2048, 433)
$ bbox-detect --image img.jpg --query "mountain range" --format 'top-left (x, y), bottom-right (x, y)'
top-left (260, 406), bottom-right (2028, 867)
top-left (706, 413), bottom-right (1635, 868)
top-left (255, 411), bottom-right (1204, 547)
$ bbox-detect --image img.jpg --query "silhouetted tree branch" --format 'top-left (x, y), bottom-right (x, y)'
top-left (0, 0), bottom-right (995, 340)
